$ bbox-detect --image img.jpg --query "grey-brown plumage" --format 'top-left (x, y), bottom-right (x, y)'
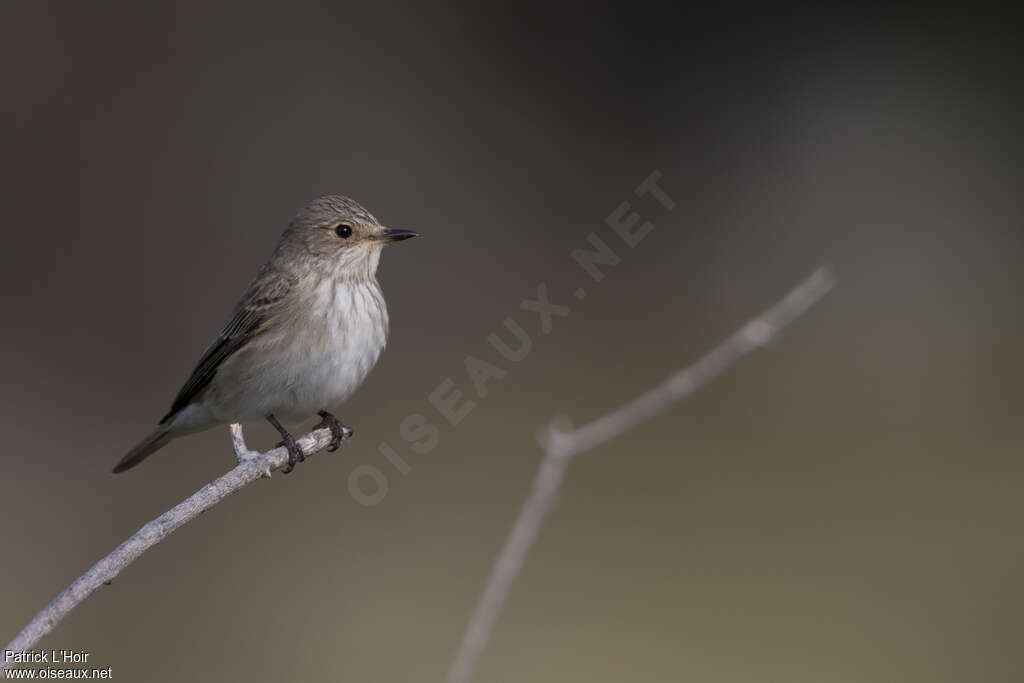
top-left (114, 195), bottom-right (418, 473)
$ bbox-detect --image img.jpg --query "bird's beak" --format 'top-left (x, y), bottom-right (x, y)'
top-left (372, 228), bottom-right (419, 243)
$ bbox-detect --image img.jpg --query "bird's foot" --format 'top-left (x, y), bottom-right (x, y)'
top-left (315, 410), bottom-right (353, 452)
top-left (276, 431), bottom-right (305, 474)
top-left (266, 413), bottom-right (305, 474)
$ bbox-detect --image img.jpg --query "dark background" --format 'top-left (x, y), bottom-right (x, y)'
top-left (2, 3), bottom-right (1021, 681)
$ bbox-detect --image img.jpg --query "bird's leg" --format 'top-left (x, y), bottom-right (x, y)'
top-left (266, 413), bottom-right (303, 474)
top-left (315, 410), bottom-right (353, 452)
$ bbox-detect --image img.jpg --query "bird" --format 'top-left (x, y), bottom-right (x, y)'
top-left (113, 195), bottom-right (418, 474)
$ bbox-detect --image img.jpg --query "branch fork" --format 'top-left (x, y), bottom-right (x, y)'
top-left (444, 267), bottom-right (836, 683)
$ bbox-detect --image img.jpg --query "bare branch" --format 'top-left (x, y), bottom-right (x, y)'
top-left (2, 425), bottom-right (347, 666)
top-left (443, 267), bottom-right (836, 683)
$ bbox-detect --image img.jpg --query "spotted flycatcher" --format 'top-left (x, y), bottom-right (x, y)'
top-left (113, 195), bottom-right (417, 474)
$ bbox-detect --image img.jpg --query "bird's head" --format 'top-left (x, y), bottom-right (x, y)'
top-left (283, 195), bottom-right (418, 278)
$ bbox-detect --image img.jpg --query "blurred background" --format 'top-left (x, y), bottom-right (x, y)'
top-left (1, 2), bottom-right (1021, 681)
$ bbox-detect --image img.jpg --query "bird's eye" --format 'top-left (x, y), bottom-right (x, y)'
top-left (335, 224), bottom-right (353, 238)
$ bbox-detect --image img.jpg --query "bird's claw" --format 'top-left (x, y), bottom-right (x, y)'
top-left (316, 410), bottom-right (353, 452)
top-left (277, 433), bottom-right (304, 474)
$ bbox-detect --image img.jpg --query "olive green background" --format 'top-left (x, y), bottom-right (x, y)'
top-left (2, 3), bottom-right (1021, 682)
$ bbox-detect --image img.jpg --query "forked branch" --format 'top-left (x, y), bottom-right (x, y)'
top-left (443, 267), bottom-right (836, 683)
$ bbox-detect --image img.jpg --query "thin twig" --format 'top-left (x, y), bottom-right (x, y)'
top-left (443, 267), bottom-right (836, 683)
top-left (2, 424), bottom-right (347, 666)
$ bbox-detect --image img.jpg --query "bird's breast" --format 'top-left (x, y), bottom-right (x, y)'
top-left (265, 276), bottom-right (388, 419)
top-left (204, 275), bottom-right (390, 424)
top-left (312, 276), bottom-right (388, 383)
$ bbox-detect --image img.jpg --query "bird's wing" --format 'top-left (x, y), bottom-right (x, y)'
top-left (160, 266), bottom-right (295, 423)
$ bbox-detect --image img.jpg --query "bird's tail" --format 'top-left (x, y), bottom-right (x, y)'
top-left (113, 425), bottom-right (173, 473)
